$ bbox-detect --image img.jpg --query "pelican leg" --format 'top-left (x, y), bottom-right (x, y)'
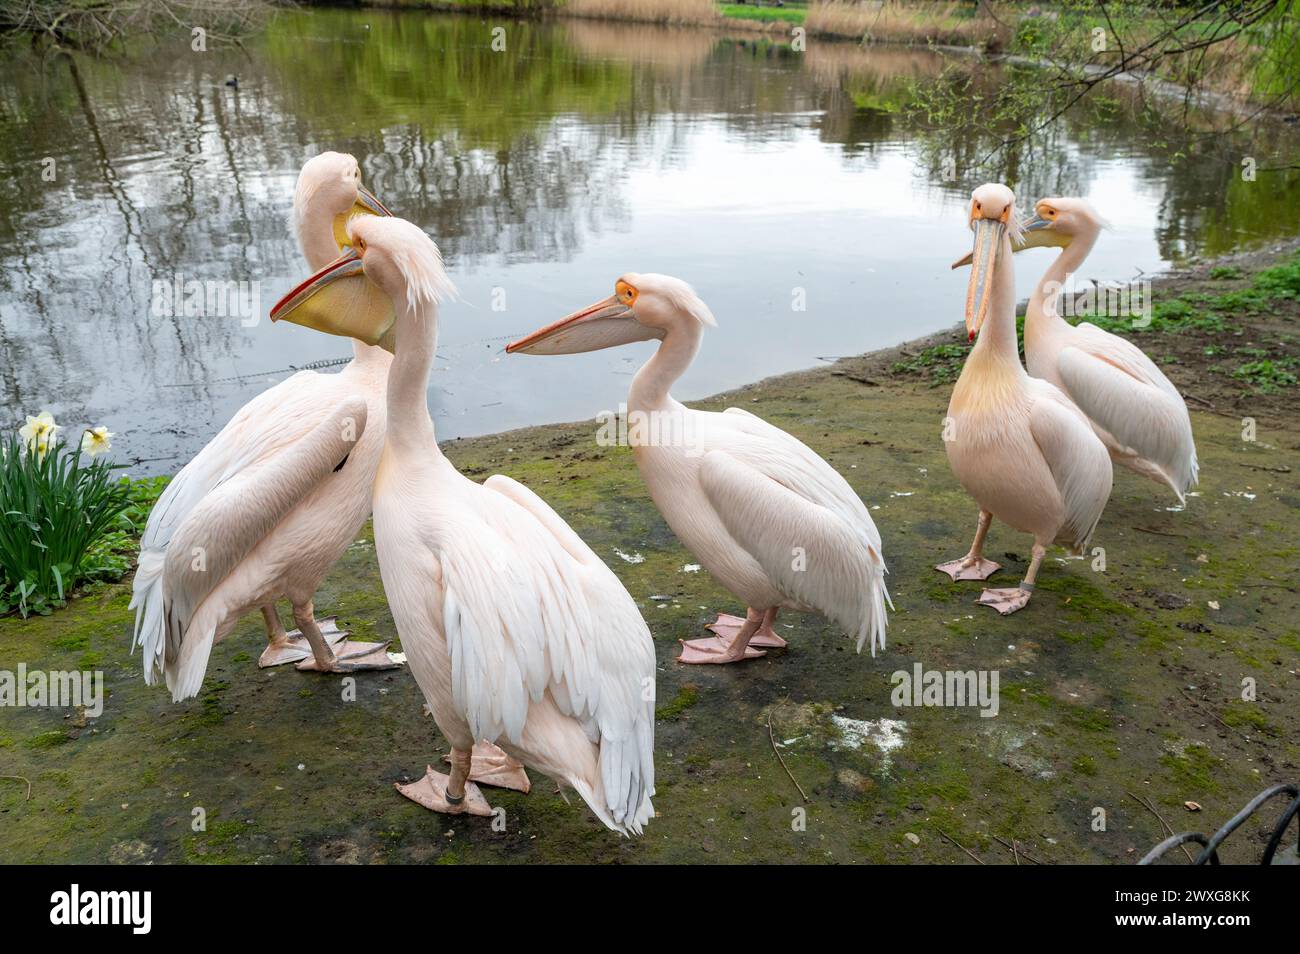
top-left (977, 542), bottom-right (1044, 615)
top-left (936, 510), bottom-right (1001, 581)
top-left (678, 609), bottom-right (767, 664)
top-left (706, 607), bottom-right (787, 648)
top-left (257, 605), bottom-right (346, 667)
top-left (290, 601), bottom-right (400, 673)
top-left (443, 741), bottom-right (530, 793)
top-left (395, 750), bottom-right (493, 817)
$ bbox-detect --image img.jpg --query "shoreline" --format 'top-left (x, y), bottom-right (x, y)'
top-left (446, 235), bottom-right (1300, 453)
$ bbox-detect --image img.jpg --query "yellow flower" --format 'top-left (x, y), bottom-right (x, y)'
top-left (81, 426), bottom-right (113, 458)
top-left (19, 410), bottom-right (59, 452)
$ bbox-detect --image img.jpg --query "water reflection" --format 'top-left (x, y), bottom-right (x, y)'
top-left (0, 10), bottom-right (1295, 472)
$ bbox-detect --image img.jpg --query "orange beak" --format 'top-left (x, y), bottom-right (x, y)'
top-left (963, 205), bottom-right (1009, 342)
top-left (507, 293), bottom-right (659, 356)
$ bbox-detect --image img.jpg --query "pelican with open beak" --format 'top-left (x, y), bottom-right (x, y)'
top-left (271, 244), bottom-right (398, 352)
top-left (936, 184), bottom-right (1112, 616)
top-left (271, 216), bottom-right (656, 833)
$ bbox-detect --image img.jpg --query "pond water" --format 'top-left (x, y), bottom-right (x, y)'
top-left (2, 10), bottom-right (1297, 474)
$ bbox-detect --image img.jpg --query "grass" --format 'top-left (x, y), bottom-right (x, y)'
top-left (720, 3), bottom-right (805, 25)
top-left (890, 343), bottom-right (966, 386)
top-left (1233, 359), bottom-right (1298, 394)
top-left (1080, 252), bottom-right (1300, 343)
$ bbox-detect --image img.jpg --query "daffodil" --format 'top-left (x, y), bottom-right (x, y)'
top-left (20, 411), bottom-right (61, 462)
top-left (19, 410), bottom-right (60, 453)
top-left (81, 426), bottom-right (113, 458)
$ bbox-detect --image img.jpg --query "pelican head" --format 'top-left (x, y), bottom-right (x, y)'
top-left (293, 151), bottom-right (392, 252)
top-left (270, 215), bottom-right (455, 352)
top-left (506, 272), bottom-right (716, 356)
top-left (954, 183), bottom-right (1018, 343)
top-left (1017, 196), bottom-right (1105, 252)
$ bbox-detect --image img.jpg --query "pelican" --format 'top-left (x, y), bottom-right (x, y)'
top-left (130, 152), bottom-right (402, 700)
top-left (270, 216), bottom-right (656, 833)
top-left (1015, 197), bottom-right (1198, 502)
top-left (936, 184), bottom-right (1112, 614)
top-left (506, 274), bottom-right (890, 665)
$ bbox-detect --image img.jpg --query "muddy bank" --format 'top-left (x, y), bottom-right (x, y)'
top-left (2, 244), bottom-right (1298, 864)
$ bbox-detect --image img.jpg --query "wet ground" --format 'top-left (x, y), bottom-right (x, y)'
top-left (2, 245), bottom-right (1298, 864)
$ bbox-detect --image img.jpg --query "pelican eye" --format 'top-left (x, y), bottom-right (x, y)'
top-left (616, 280), bottom-right (638, 304)
top-left (355, 236), bottom-right (366, 252)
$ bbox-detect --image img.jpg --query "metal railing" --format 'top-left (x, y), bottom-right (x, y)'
top-left (1139, 783), bottom-right (1300, 865)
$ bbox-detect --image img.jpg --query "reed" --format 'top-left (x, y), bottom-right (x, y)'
top-left (806, 1), bottom-right (1001, 48)
top-left (561, 0), bottom-right (722, 27)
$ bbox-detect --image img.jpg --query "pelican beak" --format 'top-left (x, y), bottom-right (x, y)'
top-left (1012, 213), bottom-right (1069, 252)
top-left (506, 294), bottom-right (659, 355)
top-left (270, 247), bottom-right (396, 352)
top-left (331, 184), bottom-right (393, 251)
top-left (964, 215), bottom-right (1006, 342)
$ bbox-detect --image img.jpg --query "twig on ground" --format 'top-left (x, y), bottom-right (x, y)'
top-left (1127, 790), bottom-right (1195, 863)
top-left (936, 828), bottom-right (985, 865)
top-left (992, 834), bottom-right (1045, 864)
top-left (767, 713), bottom-right (809, 803)
top-left (0, 775), bottom-right (32, 800)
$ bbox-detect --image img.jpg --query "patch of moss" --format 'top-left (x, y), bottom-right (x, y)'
top-left (1160, 742), bottom-right (1223, 795)
top-left (1220, 700), bottom-right (1276, 735)
top-left (655, 684), bottom-right (700, 721)
top-left (184, 819), bottom-right (253, 865)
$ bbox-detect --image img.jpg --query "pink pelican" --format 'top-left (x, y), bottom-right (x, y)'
top-left (937, 184), bottom-right (1113, 614)
top-left (270, 216), bottom-right (656, 832)
top-left (131, 153), bottom-right (402, 699)
top-left (506, 274), bottom-right (889, 665)
top-left (1016, 197), bottom-right (1198, 502)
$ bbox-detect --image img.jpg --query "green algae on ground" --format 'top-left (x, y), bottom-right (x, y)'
top-left (1, 248), bottom-right (1298, 864)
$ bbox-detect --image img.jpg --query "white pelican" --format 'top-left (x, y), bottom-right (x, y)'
top-left (937, 184), bottom-right (1112, 614)
top-left (1016, 196), bottom-right (1198, 502)
top-left (506, 274), bottom-right (890, 665)
top-left (270, 216), bottom-right (656, 833)
top-left (130, 152), bottom-right (402, 700)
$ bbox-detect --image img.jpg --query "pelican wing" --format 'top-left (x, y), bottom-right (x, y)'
top-left (718, 406), bottom-right (885, 556)
top-left (131, 372), bottom-right (367, 693)
top-left (696, 433), bottom-right (889, 655)
top-left (1056, 324), bottom-right (1197, 497)
top-left (1027, 382), bottom-right (1112, 552)
top-left (437, 474), bottom-right (655, 833)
